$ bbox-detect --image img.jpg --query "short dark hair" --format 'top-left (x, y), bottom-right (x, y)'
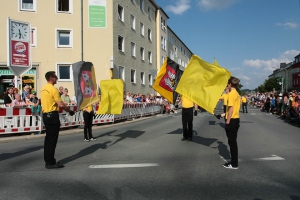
top-left (45, 71), bottom-right (56, 81)
top-left (228, 76), bottom-right (240, 88)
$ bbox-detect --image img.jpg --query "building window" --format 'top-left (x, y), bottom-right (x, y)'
top-left (56, 0), bottom-right (72, 13)
top-left (131, 42), bottom-right (136, 57)
top-left (161, 56), bottom-right (165, 66)
top-left (140, 0), bottom-right (144, 12)
top-left (148, 29), bottom-right (152, 41)
top-left (161, 37), bottom-right (166, 50)
top-left (148, 7), bottom-right (152, 19)
top-left (148, 74), bottom-right (153, 86)
top-left (161, 17), bottom-right (166, 31)
top-left (131, 69), bottom-right (136, 83)
top-left (140, 22), bottom-right (144, 36)
top-left (31, 28), bottom-right (36, 47)
top-left (118, 4), bottom-right (124, 22)
top-left (118, 35), bottom-right (124, 52)
top-left (140, 72), bottom-right (145, 84)
top-left (140, 47), bottom-right (145, 61)
top-left (148, 51), bottom-right (152, 63)
top-left (57, 64), bottom-right (72, 81)
top-left (19, 0), bottom-right (36, 11)
top-left (130, 14), bottom-right (135, 30)
top-left (118, 66), bottom-right (125, 81)
top-left (56, 29), bottom-right (72, 48)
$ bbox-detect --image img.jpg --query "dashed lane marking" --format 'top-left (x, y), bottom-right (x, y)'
top-left (254, 154), bottom-right (285, 161)
top-left (89, 163), bottom-right (160, 169)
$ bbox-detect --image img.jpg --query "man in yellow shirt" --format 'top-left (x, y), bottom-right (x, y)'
top-left (241, 94), bottom-right (248, 113)
top-left (40, 71), bottom-right (74, 169)
top-left (177, 95), bottom-right (198, 141)
top-left (223, 76), bottom-right (241, 170)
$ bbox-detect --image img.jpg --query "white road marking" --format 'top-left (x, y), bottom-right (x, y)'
top-left (89, 163), bottom-right (160, 169)
top-left (254, 154), bottom-right (285, 161)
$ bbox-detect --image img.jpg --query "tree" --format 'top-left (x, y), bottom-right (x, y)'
top-left (264, 77), bottom-right (281, 92)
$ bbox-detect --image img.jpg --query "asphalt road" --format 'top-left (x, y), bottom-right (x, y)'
top-left (0, 104), bottom-right (300, 200)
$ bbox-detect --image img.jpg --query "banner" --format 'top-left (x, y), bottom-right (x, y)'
top-left (97, 79), bottom-right (124, 114)
top-left (152, 57), bottom-right (180, 104)
top-left (72, 61), bottom-right (99, 110)
top-left (175, 55), bottom-right (231, 114)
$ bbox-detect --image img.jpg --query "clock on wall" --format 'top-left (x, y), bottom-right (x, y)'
top-left (11, 21), bottom-right (29, 41)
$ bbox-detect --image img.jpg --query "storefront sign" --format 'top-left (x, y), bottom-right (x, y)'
top-left (0, 69), bottom-right (35, 75)
top-left (88, 0), bottom-right (106, 28)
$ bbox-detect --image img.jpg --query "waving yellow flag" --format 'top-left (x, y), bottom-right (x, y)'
top-left (175, 55), bottom-right (231, 114)
top-left (97, 79), bottom-right (124, 114)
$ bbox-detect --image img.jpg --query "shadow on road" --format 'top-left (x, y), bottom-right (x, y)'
top-left (108, 130), bottom-right (145, 147)
top-left (60, 142), bottom-right (110, 164)
top-left (0, 146), bottom-right (43, 161)
top-left (211, 141), bottom-right (231, 161)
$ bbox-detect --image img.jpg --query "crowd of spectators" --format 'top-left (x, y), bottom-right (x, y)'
top-left (245, 91), bottom-right (300, 122)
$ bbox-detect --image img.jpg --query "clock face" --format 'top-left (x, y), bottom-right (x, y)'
top-left (11, 21), bottom-right (29, 41)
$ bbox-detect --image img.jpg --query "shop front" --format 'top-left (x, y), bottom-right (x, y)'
top-left (0, 68), bottom-right (37, 104)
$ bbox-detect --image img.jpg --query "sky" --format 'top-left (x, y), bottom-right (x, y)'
top-left (155, 0), bottom-right (300, 90)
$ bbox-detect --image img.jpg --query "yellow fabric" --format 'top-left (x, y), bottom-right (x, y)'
top-left (221, 93), bottom-right (229, 106)
top-left (226, 89), bottom-right (240, 119)
top-left (181, 95), bottom-right (194, 108)
top-left (241, 96), bottom-right (247, 103)
top-left (152, 58), bottom-right (173, 104)
top-left (40, 83), bottom-right (61, 113)
top-left (85, 104), bottom-right (93, 112)
top-left (79, 64), bottom-right (100, 110)
top-left (97, 79), bottom-right (124, 114)
top-left (175, 55), bottom-right (231, 114)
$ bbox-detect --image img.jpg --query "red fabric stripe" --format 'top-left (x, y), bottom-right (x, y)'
top-left (101, 120), bottom-right (104, 122)
top-left (24, 127), bottom-right (30, 131)
top-left (25, 108), bottom-right (32, 115)
top-left (12, 128), bottom-right (18, 132)
top-left (0, 108), bottom-right (6, 116)
top-left (0, 129), bottom-right (5, 133)
top-left (36, 127), bottom-right (39, 130)
top-left (59, 107), bottom-right (63, 113)
top-left (13, 108), bottom-right (19, 116)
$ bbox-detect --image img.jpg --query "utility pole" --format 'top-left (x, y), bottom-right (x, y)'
top-left (281, 77), bottom-right (284, 93)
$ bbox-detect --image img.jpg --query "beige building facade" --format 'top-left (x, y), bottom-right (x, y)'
top-left (0, 0), bottom-right (192, 104)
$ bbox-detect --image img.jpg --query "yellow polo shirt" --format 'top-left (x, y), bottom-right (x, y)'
top-left (226, 89), bottom-right (240, 119)
top-left (242, 96), bottom-right (247, 103)
top-left (181, 96), bottom-right (194, 108)
top-left (40, 83), bottom-right (61, 113)
top-left (221, 93), bottom-right (229, 106)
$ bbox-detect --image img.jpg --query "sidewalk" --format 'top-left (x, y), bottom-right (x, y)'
top-left (0, 115), bottom-right (161, 144)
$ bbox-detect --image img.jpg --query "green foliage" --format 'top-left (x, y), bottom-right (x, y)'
top-left (264, 77), bottom-right (281, 92)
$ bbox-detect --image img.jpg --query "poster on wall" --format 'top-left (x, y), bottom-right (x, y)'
top-left (88, 0), bottom-right (107, 28)
top-left (7, 18), bottom-right (32, 77)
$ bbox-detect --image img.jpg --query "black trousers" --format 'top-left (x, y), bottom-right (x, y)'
top-left (43, 112), bottom-right (60, 165)
top-left (83, 111), bottom-right (94, 139)
top-left (182, 107), bottom-right (193, 139)
top-left (225, 118), bottom-right (240, 166)
top-left (242, 103), bottom-right (248, 113)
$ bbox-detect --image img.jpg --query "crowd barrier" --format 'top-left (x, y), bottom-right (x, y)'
top-left (0, 103), bottom-right (162, 135)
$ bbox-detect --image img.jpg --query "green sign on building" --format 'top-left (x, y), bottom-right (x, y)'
top-left (89, 0), bottom-right (106, 28)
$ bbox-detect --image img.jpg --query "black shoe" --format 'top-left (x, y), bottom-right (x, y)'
top-left (181, 137), bottom-right (187, 141)
top-left (45, 163), bottom-right (65, 169)
top-left (214, 114), bottom-right (221, 119)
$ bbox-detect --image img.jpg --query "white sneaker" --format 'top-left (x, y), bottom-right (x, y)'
top-left (90, 138), bottom-right (96, 141)
top-left (84, 139), bottom-right (90, 142)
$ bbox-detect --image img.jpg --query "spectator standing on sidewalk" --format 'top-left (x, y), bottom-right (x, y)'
top-left (11, 94), bottom-right (27, 107)
top-left (83, 104), bottom-right (96, 142)
top-left (58, 86), bottom-right (64, 96)
top-left (4, 87), bottom-right (14, 107)
top-left (223, 76), bottom-right (241, 170)
top-left (241, 94), bottom-right (248, 113)
top-left (40, 71), bottom-right (74, 169)
top-left (177, 95), bottom-right (198, 141)
top-left (61, 88), bottom-right (71, 104)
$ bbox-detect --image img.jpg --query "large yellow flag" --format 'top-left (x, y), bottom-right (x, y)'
top-left (175, 55), bottom-right (231, 114)
top-left (97, 79), bottom-right (124, 114)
